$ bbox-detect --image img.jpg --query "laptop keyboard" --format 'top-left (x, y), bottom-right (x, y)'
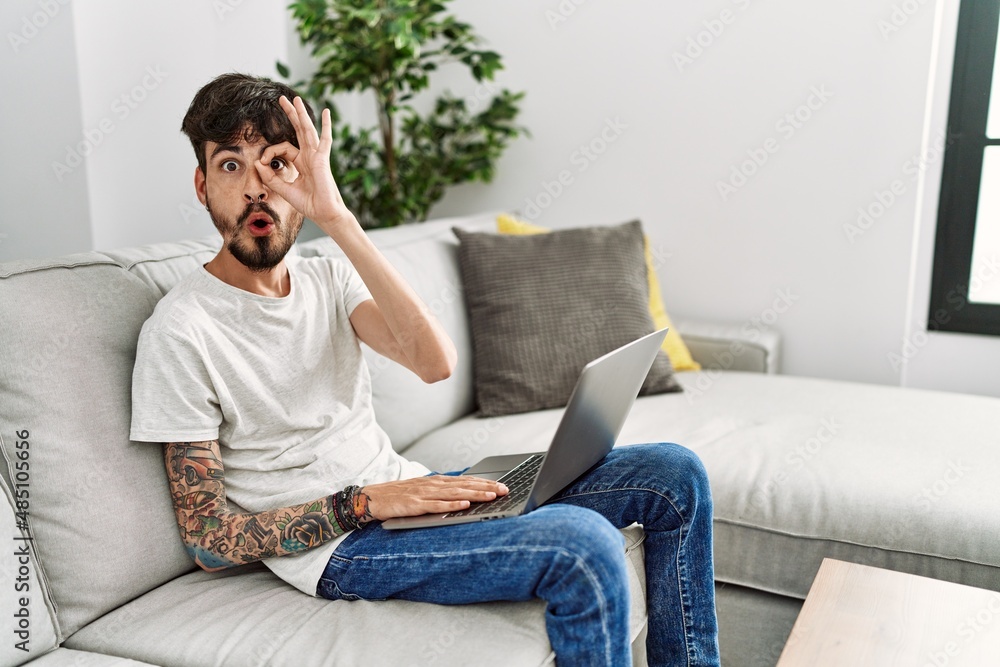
top-left (444, 454), bottom-right (545, 518)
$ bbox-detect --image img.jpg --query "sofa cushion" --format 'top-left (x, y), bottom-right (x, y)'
top-left (101, 236), bottom-right (222, 297)
top-left (0, 470), bottom-right (60, 666)
top-left (496, 214), bottom-right (701, 372)
top-left (452, 221), bottom-right (681, 418)
top-left (403, 371), bottom-right (1000, 601)
top-left (296, 213), bottom-right (497, 451)
top-left (0, 256), bottom-right (195, 637)
top-left (64, 526), bottom-right (647, 667)
top-left (674, 318), bottom-right (782, 374)
top-left (23, 648), bottom-right (159, 666)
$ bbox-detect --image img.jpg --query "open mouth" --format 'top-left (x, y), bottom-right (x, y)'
top-left (245, 213), bottom-right (275, 236)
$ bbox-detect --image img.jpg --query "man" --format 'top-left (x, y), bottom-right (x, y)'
top-left (130, 72), bottom-right (720, 666)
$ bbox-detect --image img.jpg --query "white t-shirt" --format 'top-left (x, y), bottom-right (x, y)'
top-left (129, 254), bottom-right (430, 596)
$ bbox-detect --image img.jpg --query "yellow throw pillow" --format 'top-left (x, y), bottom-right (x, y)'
top-left (496, 214), bottom-right (701, 371)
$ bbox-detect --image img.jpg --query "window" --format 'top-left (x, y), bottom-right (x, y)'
top-left (929, 0), bottom-right (1000, 335)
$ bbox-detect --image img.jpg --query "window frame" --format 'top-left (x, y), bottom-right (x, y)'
top-left (928, 0), bottom-right (1000, 336)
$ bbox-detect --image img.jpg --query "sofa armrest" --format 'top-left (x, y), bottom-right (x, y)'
top-left (674, 319), bottom-right (782, 374)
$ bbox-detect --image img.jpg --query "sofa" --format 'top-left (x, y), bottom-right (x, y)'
top-left (2, 210), bottom-right (999, 667)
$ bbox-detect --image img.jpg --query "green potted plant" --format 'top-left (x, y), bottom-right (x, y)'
top-left (279, 0), bottom-right (528, 228)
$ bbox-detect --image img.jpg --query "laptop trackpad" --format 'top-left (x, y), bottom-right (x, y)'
top-left (462, 453), bottom-right (544, 479)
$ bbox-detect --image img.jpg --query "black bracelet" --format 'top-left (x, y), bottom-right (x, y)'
top-left (339, 486), bottom-right (363, 531)
top-left (335, 491), bottom-right (356, 532)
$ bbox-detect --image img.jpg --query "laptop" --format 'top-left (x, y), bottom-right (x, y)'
top-left (382, 327), bottom-right (668, 530)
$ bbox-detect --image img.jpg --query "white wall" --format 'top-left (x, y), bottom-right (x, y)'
top-left (71, 0), bottom-right (292, 250)
top-left (0, 0), bottom-right (92, 260)
top-left (1, 0), bottom-right (996, 396)
top-left (425, 0), bottom-right (945, 389)
top-left (0, 1), bottom-right (292, 262)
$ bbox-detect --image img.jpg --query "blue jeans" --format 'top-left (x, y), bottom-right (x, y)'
top-left (317, 443), bottom-right (720, 666)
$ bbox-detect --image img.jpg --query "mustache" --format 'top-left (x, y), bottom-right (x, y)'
top-left (237, 201), bottom-right (281, 226)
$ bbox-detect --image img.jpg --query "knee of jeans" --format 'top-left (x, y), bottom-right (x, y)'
top-left (571, 522), bottom-right (630, 602)
top-left (545, 507), bottom-right (627, 571)
top-left (681, 444), bottom-right (712, 493)
top-left (648, 443), bottom-right (713, 509)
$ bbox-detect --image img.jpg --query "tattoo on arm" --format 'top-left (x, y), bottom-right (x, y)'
top-left (351, 488), bottom-right (374, 525)
top-left (163, 440), bottom-right (348, 571)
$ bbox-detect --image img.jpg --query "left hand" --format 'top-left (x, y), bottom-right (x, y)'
top-left (255, 95), bottom-right (355, 233)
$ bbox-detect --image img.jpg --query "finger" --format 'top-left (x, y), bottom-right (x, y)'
top-left (319, 107), bottom-right (333, 152)
top-left (430, 487), bottom-right (499, 502)
top-left (258, 143), bottom-right (301, 187)
top-left (424, 475), bottom-right (506, 493)
top-left (425, 500), bottom-right (472, 513)
top-left (293, 96), bottom-right (319, 148)
top-left (253, 160), bottom-right (291, 198)
top-left (430, 474), bottom-right (498, 484)
top-left (445, 476), bottom-right (509, 494)
top-left (259, 142), bottom-right (300, 167)
top-left (281, 95), bottom-right (318, 153)
top-left (278, 95), bottom-right (303, 138)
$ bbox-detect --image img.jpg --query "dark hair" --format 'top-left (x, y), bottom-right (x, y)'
top-left (180, 72), bottom-right (315, 173)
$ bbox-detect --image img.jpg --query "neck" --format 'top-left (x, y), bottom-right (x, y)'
top-left (204, 247), bottom-right (291, 298)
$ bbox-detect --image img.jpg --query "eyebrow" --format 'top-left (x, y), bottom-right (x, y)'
top-left (210, 144), bottom-right (267, 161)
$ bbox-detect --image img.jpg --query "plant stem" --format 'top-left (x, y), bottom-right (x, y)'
top-left (379, 87), bottom-right (398, 199)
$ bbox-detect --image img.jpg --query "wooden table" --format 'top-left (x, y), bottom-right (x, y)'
top-left (776, 558), bottom-right (1000, 666)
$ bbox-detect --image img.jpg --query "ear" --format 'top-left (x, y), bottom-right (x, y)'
top-left (194, 166), bottom-right (207, 207)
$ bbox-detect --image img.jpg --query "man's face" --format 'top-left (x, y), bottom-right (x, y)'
top-left (196, 132), bottom-right (304, 273)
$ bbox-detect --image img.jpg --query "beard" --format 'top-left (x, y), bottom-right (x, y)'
top-left (206, 198), bottom-right (304, 274)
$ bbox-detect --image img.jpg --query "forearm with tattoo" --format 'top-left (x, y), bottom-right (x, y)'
top-left (163, 440), bottom-right (373, 571)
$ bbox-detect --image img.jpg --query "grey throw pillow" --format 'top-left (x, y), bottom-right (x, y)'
top-left (452, 220), bottom-right (681, 418)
